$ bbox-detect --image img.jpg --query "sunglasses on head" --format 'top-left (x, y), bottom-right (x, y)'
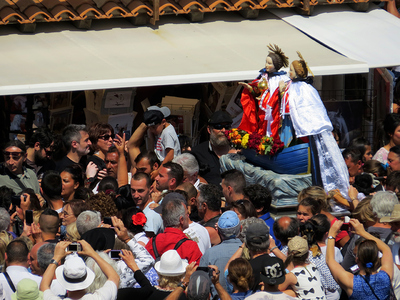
top-left (3, 151), bottom-right (24, 160)
top-left (98, 134), bottom-right (115, 140)
top-left (212, 124), bottom-right (231, 130)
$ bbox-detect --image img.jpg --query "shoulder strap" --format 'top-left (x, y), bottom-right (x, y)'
top-left (152, 235), bottom-right (160, 260)
top-left (3, 272), bottom-right (16, 293)
top-left (385, 231), bottom-right (393, 244)
top-left (174, 238), bottom-right (189, 250)
top-left (0, 163), bottom-right (26, 191)
top-left (361, 275), bottom-right (380, 300)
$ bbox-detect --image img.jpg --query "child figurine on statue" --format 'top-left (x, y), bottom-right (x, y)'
top-left (238, 44), bottom-right (290, 139)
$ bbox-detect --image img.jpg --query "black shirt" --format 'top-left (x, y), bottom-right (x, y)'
top-left (191, 141), bottom-right (222, 186)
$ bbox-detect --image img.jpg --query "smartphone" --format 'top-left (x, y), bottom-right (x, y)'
top-left (109, 250), bottom-right (121, 260)
top-left (197, 267), bottom-right (213, 277)
top-left (123, 130), bottom-right (131, 140)
top-left (67, 242), bottom-right (82, 252)
top-left (350, 264), bottom-right (360, 274)
top-left (103, 217), bottom-right (113, 226)
top-left (11, 195), bottom-right (21, 208)
top-left (25, 210), bottom-right (33, 225)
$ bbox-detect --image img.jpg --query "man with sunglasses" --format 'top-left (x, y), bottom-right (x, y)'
top-left (192, 111), bottom-right (233, 186)
top-left (25, 128), bottom-right (55, 177)
top-left (0, 140), bottom-right (40, 194)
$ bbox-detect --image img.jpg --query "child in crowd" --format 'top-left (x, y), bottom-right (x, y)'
top-left (143, 106), bottom-right (181, 174)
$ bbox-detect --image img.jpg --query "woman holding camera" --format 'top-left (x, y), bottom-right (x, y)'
top-left (326, 218), bottom-right (393, 299)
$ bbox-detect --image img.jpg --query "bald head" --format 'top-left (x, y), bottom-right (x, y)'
top-left (273, 216), bottom-right (299, 246)
top-left (29, 242), bottom-right (47, 275)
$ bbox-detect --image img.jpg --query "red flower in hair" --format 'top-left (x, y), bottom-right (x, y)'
top-left (132, 212), bottom-right (147, 226)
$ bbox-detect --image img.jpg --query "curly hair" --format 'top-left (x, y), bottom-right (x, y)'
top-left (86, 192), bottom-right (118, 219)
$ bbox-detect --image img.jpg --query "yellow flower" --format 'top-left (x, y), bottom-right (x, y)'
top-left (241, 134), bottom-right (250, 148)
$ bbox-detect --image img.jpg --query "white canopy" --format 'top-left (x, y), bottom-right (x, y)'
top-left (271, 4), bottom-right (400, 69)
top-left (0, 10), bottom-right (368, 95)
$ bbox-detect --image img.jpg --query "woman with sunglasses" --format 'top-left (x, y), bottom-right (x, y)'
top-left (87, 123), bottom-right (115, 178)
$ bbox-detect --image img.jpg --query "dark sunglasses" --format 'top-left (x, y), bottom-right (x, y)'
top-left (212, 124), bottom-right (231, 130)
top-left (3, 151), bottom-right (24, 160)
top-left (235, 200), bottom-right (245, 205)
top-left (99, 134), bottom-right (115, 140)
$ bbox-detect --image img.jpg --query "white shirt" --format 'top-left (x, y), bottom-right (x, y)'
top-left (0, 266), bottom-right (42, 300)
top-left (184, 222), bottom-right (211, 254)
top-left (143, 204), bottom-right (163, 235)
top-left (245, 291), bottom-right (297, 300)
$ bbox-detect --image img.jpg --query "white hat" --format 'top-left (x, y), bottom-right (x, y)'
top-left (55, 254), bottom-right (95, 291)
top-left (154, 250), bottom-right (188, 276)
top-left (148, 106), bottom-right (171, 118)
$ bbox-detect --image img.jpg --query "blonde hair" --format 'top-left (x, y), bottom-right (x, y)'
top-left (66, 222), bottom-right (80, 242)
top-left (158, 274), bottom-right (184, 289)
top-left (298, 186), bottom-right (330, 211)
top-left (0, 231), bottom-right (14, 268)
top-left (352, 196), bottom-right (375, 224)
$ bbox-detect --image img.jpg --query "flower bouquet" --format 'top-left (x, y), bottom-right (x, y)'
top-left (225, 129), bottom-right (284, 156)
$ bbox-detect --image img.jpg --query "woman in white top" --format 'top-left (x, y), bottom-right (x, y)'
top-left (373, 113), bottom-right (400, 164)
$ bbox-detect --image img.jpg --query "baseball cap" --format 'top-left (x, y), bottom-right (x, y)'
top-left (218, 211), bottom-right (240, 239)
top-left (148, 106), bottom-right (171, 118)
top-left (144, 110), bottom-right (164, 126)
top-left (245, 221), bottom-right (269, 244)
top-left (259, 256), bottom-right (286, 285)
top-left (208, 111), bottom-right (232, 125)
top-left (288, 236), bottom-right (308, 256)
top-left (187, 270), bottom-right (211, 300)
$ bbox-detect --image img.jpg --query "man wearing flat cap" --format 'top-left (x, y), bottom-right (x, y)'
top-left (191, 111), bottom-right (234, 186)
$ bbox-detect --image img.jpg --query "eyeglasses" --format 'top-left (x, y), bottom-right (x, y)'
top-left (98, 134), bottom-right (115, 140)
top-left (235, 200), bottom-right (245, 205)
top-left (212, 124), bottom-right (231, 130)
top-left (3, 151), bottom-right (24, 160)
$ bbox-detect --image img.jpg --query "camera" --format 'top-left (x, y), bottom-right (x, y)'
top-left (109, 250), bottom-right (122, 260)
top-left (197, 267), bottom-right (214, 277)
top-left (103, 217), bottom-right (113, 226)
top-left (67, 242), bottom-right (82, 252)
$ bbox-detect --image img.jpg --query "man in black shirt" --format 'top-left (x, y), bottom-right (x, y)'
top-left (192, 111), bottom-right (232, 186)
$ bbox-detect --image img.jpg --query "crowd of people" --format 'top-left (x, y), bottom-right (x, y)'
top-left (1, 106), bottom-right (400, 300)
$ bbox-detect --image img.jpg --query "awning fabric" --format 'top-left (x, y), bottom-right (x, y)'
top-left (0, 11), bottom-right (367, 95)
top-left (271, 4), bottom-right (400, 69)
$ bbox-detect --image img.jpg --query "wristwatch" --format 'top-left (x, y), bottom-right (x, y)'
top-left (327, 236), bottom-right (335, 240)
top-left (177, 282), bottom-right (188, 289)
top-left (50, 259), bottom-right (58, 266)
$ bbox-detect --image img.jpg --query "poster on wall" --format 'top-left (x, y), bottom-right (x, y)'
top-left (101, 88), bottom-right (136, 115)
top-left (50, 92), bottom-right (72, 110)
top-left (108, 112), bottom-right (137, 137)
top-left (50, 107), bottom-right (73, 134)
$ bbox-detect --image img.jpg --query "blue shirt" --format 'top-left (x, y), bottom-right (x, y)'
top-left (260, 212), bottom-right (281, 249)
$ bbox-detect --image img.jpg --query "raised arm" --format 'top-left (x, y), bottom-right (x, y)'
top-left (350, 218), bottom-right (394, 280)
top-left (79, 239), bottom-right (120, 287)
top-left (114, 133), bottom-right (128, 187)
top-left (127, 123), bottom-right (147, 168)
top-left (40, 241), bottom-right (71, 291)
top-left (326, 220), bottom-right (354, 296)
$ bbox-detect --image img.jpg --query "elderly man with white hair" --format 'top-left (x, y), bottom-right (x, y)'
top-left (173, 153), bottom-right (206, 189)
